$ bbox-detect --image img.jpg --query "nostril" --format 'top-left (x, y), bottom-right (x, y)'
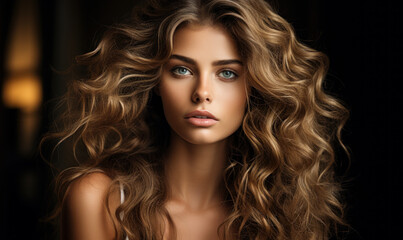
top-left (192, 92), bottom-right (211, 103)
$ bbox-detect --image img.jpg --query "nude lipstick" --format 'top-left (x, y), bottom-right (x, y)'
top-left (184, 110), bottom-right (218, 127)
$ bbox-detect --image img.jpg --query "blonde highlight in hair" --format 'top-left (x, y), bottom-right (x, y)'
top-left (43, 0), bottom-right (349, 239)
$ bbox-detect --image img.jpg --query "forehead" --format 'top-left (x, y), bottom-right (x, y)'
top-left (172, 23), bottom-right (240, 60)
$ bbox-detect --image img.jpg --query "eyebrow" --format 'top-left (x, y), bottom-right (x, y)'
top-left (170, 54), bottom-right (243, 66)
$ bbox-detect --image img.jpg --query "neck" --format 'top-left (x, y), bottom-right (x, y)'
top-left (164, 132), bottom-right (228, 211)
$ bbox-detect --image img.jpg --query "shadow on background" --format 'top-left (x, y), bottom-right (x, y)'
top-left (0, 0), bottom-right (400, 239)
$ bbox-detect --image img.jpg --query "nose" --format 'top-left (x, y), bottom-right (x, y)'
top-left (192, 73), bottom-right (212, 103)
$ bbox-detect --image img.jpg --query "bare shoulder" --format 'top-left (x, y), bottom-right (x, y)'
top-left (66, 172), bottom-right (114, 203)
top-left (62, 172), bottom-right (120, 240)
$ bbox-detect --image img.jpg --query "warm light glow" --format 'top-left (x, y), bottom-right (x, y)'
top-left (2, 0), bottom-right (42, 156)
top-left (5, 0), bottom-right (40, 72)
top-left (2, 74), bottom-right (42, 112)
top-left (2, 0), bottom-right (42, 113)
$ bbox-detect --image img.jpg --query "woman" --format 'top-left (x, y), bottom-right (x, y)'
top-left (47, 0), bottom-right (349, 239)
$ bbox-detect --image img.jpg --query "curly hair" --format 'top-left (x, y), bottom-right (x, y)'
top-left (44, 0), bottom-right (349, 239)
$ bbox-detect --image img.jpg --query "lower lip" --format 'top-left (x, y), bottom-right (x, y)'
top-left (186, 117), bottom-right (218, 127)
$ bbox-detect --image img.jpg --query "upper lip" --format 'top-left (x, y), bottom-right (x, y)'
top-left (184, 110), bottom-right (218, 120)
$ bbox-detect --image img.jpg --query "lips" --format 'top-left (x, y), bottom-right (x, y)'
top-left (184, 110), bottom-right (218, 120)
top-left (184, 110), bottom-right (218, 127)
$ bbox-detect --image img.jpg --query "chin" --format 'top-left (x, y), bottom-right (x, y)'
top-left (183, 135), bottom-right (223, 146)
top-left (177, 130), bottom-right (229, 146)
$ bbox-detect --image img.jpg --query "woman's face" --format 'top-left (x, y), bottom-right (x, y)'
top-left (159, 23), bottom-right (247, 145)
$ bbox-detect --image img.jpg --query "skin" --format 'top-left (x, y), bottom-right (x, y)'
top-left (159, 23), bottom-right (247, 240)
top-left (62, 23), bottom-right (247, 240)
top-left (62, 172), bottom-right (120, 240)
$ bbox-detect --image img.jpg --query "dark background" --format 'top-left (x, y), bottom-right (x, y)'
top-left (0, 0), bottom-right (400, 239)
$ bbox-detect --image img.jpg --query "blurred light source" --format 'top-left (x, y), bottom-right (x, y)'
top-left (2, 0), bottom-right (42, 156)
top-left (2, 73), bottom-right (42, 112)
top-left (2, 0), bottom-right (41, 113)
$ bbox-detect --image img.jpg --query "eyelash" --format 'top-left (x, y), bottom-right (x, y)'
top-left (171, 66), bottom-right (192, 76)
top-left (170, 66), bottom-right (238, 81)
top-left (218, 70), bottom-right (238, 80)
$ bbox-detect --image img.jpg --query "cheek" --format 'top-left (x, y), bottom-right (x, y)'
top-left (158, 80), bottom-right (188, 120)
top-left (219, 83), bottom-right (247, 119)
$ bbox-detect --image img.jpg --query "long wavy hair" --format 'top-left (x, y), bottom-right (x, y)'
top-left (44, 0), bottom-right (349, 239)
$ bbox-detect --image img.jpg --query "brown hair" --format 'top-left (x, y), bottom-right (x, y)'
top-left (44, 0), bottom-right (349, 239)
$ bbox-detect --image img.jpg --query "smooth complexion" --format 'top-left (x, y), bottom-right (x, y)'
top-left (159, 24), bottom-right (247, 145)
top-left (158, 23), bottom-right (247, 239)
top-left (62, 23), bottom-right (247, 240)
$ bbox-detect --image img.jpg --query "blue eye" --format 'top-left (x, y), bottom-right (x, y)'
top-left (219, 70), bottom-right (237, 79)
top-left (172, 67), bottom-right (192, 76)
